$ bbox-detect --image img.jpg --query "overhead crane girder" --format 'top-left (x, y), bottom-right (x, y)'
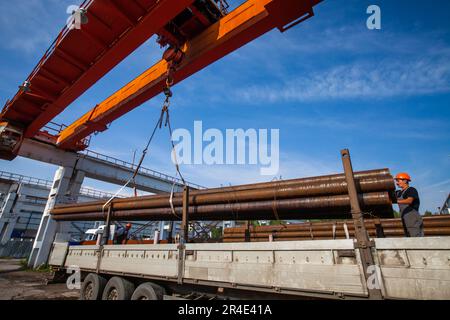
top-left (0, 0), bottom-right (323, 159)
top-left (0, 0), bottom-right (226, 159)
top-left (57, 0), bottom-right (323, 149)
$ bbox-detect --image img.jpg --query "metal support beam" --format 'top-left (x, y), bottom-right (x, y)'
top-left (28, 166), bottom-right (84, 268)
top-left (341, 149), bottom-right (383, 300)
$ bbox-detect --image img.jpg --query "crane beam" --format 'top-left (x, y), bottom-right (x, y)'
top-left (0, 0), bottom-right (196, 159)
top-left (56, 0), bottom-right (322, 149)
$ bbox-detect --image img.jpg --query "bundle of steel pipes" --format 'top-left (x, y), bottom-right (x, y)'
top-left (51, 169), bottom-right (396, 222)
top-left (222, 215), bottom-right (450, 242)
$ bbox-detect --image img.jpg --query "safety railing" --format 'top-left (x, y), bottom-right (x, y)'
top-left (0, 170), bottom-right (121, 199)
top-left (79, 187), bottom-right (120, 199)
top-left (81, 149), bottom-right (205, 190)
top-left (41, 121), bottom-right (91, 149)
top-left (0, 170), bottom-right (53, 189)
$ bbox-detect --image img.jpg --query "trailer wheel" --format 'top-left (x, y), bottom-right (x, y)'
top-left (80, 273), bottom-right (107, 300)
top-left (131, 282), bottom-right (166, 300)
top-left (102, 276), bottom-right (135, 300)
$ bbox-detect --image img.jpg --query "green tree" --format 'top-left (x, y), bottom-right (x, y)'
top-left (269, 220), bottom-right (286, 225)
top-left (210, 227), bottom-right (223, 240)
top-left (249, 220), bottom-right (287, 226)
top-left (393, 210), bottom-right (400, 218)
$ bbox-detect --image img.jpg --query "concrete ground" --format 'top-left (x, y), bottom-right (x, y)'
top-left (0, 258), bottom-right (79, 300)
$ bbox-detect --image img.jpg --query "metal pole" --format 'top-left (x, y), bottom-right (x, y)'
top-left (341, 150), bottom-right (368, 244)
top-left (244, 220), bottom-right (251, 242)
top-left (177, 186), bottom-right (189, 285)
top-left (341, 149), bottom-right (383, 300)
top-left (102, 205), bottom-right (113, 245)
top-left (167, 221), bottom-right (174, 243)
top-left (182, 186), bottom-right (190, 243)
top-left (154, 230), bottom-right (160, 244)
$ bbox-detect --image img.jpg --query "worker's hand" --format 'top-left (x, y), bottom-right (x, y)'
top-left (397, 197), bottom-right (414, 205)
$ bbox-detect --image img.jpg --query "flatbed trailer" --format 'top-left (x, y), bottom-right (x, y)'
top-left (48, 236), bottom-right (450, 300)
top-left (47, 150), bottom-right (449, 300)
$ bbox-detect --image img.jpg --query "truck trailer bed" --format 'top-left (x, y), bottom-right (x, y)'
top-left (48, 237), bottom-right (450, 300)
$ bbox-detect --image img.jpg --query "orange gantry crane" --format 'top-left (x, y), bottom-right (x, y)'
top-left (0, 0), bottom-right (323, 160)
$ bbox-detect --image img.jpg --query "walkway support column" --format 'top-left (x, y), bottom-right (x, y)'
top-left (0, 183), bottom-right (19, 245)
top-left (28, 166), bottom-right (85, 268)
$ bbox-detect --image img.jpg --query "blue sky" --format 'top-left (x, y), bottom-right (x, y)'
top-left (0, 0), bottom-right (449, 212)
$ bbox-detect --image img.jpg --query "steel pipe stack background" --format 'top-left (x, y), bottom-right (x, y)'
top-left (222, 215), bottom-right (450, 242)
top-left (51, 169), bottom-right (396, 222)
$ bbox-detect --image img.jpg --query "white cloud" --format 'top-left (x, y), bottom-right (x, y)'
top-left (422, 179), bottom-right (450, 192)
top-left (156, 23), bottom-right (450, 106)
top-left (259, 25), bottom-right (450, 57)
top-left (234, 57), bottom-right (450, 103)
top-left (282, 115), bottom-right (448, 141)
top-left (0, 0), bottom-right (76, 54)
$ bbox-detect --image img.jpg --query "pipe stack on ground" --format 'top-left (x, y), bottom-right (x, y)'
top-left (222, 215), bottom-right (450, 242)
top-left (51, 169), bottom-right (396, 222)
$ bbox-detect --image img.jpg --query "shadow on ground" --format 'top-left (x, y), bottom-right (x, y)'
top-left (0, 258), bottom-right (79, 300)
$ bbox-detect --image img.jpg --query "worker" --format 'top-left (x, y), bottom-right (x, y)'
top-left (114, 223), bottom-right (132, 244)
top-left (395, 173), bottom-right (424, 237)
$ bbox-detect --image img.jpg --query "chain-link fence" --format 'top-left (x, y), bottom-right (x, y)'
top-left (0, 239), bottom-right (34, 259)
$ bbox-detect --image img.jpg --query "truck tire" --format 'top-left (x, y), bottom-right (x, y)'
top-left (80, 273), bottom-right (107, 300)
top-left (102, 276), bottom-right (135, 300)
top-left (131, 282), bottom-right (166, 300)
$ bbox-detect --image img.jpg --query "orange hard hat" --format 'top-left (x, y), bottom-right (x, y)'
top-left (395, 173), bottom-right (411, 181)
top-left (126, 223), bottom-right (132, 229)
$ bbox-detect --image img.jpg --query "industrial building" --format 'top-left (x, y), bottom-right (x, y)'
top-left (0, 169), bottom-right (186, 257)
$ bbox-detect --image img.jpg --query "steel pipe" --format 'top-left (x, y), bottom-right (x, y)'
top-left (51, 169), bottom-right (394, 214)
top-left (52, 192), bottom-right (393, 221)
top-left (223, 216), bottom-right (450, 241)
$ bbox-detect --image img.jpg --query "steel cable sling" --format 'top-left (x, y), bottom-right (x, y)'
top-left (101, 75), bottom-right (187, 222)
